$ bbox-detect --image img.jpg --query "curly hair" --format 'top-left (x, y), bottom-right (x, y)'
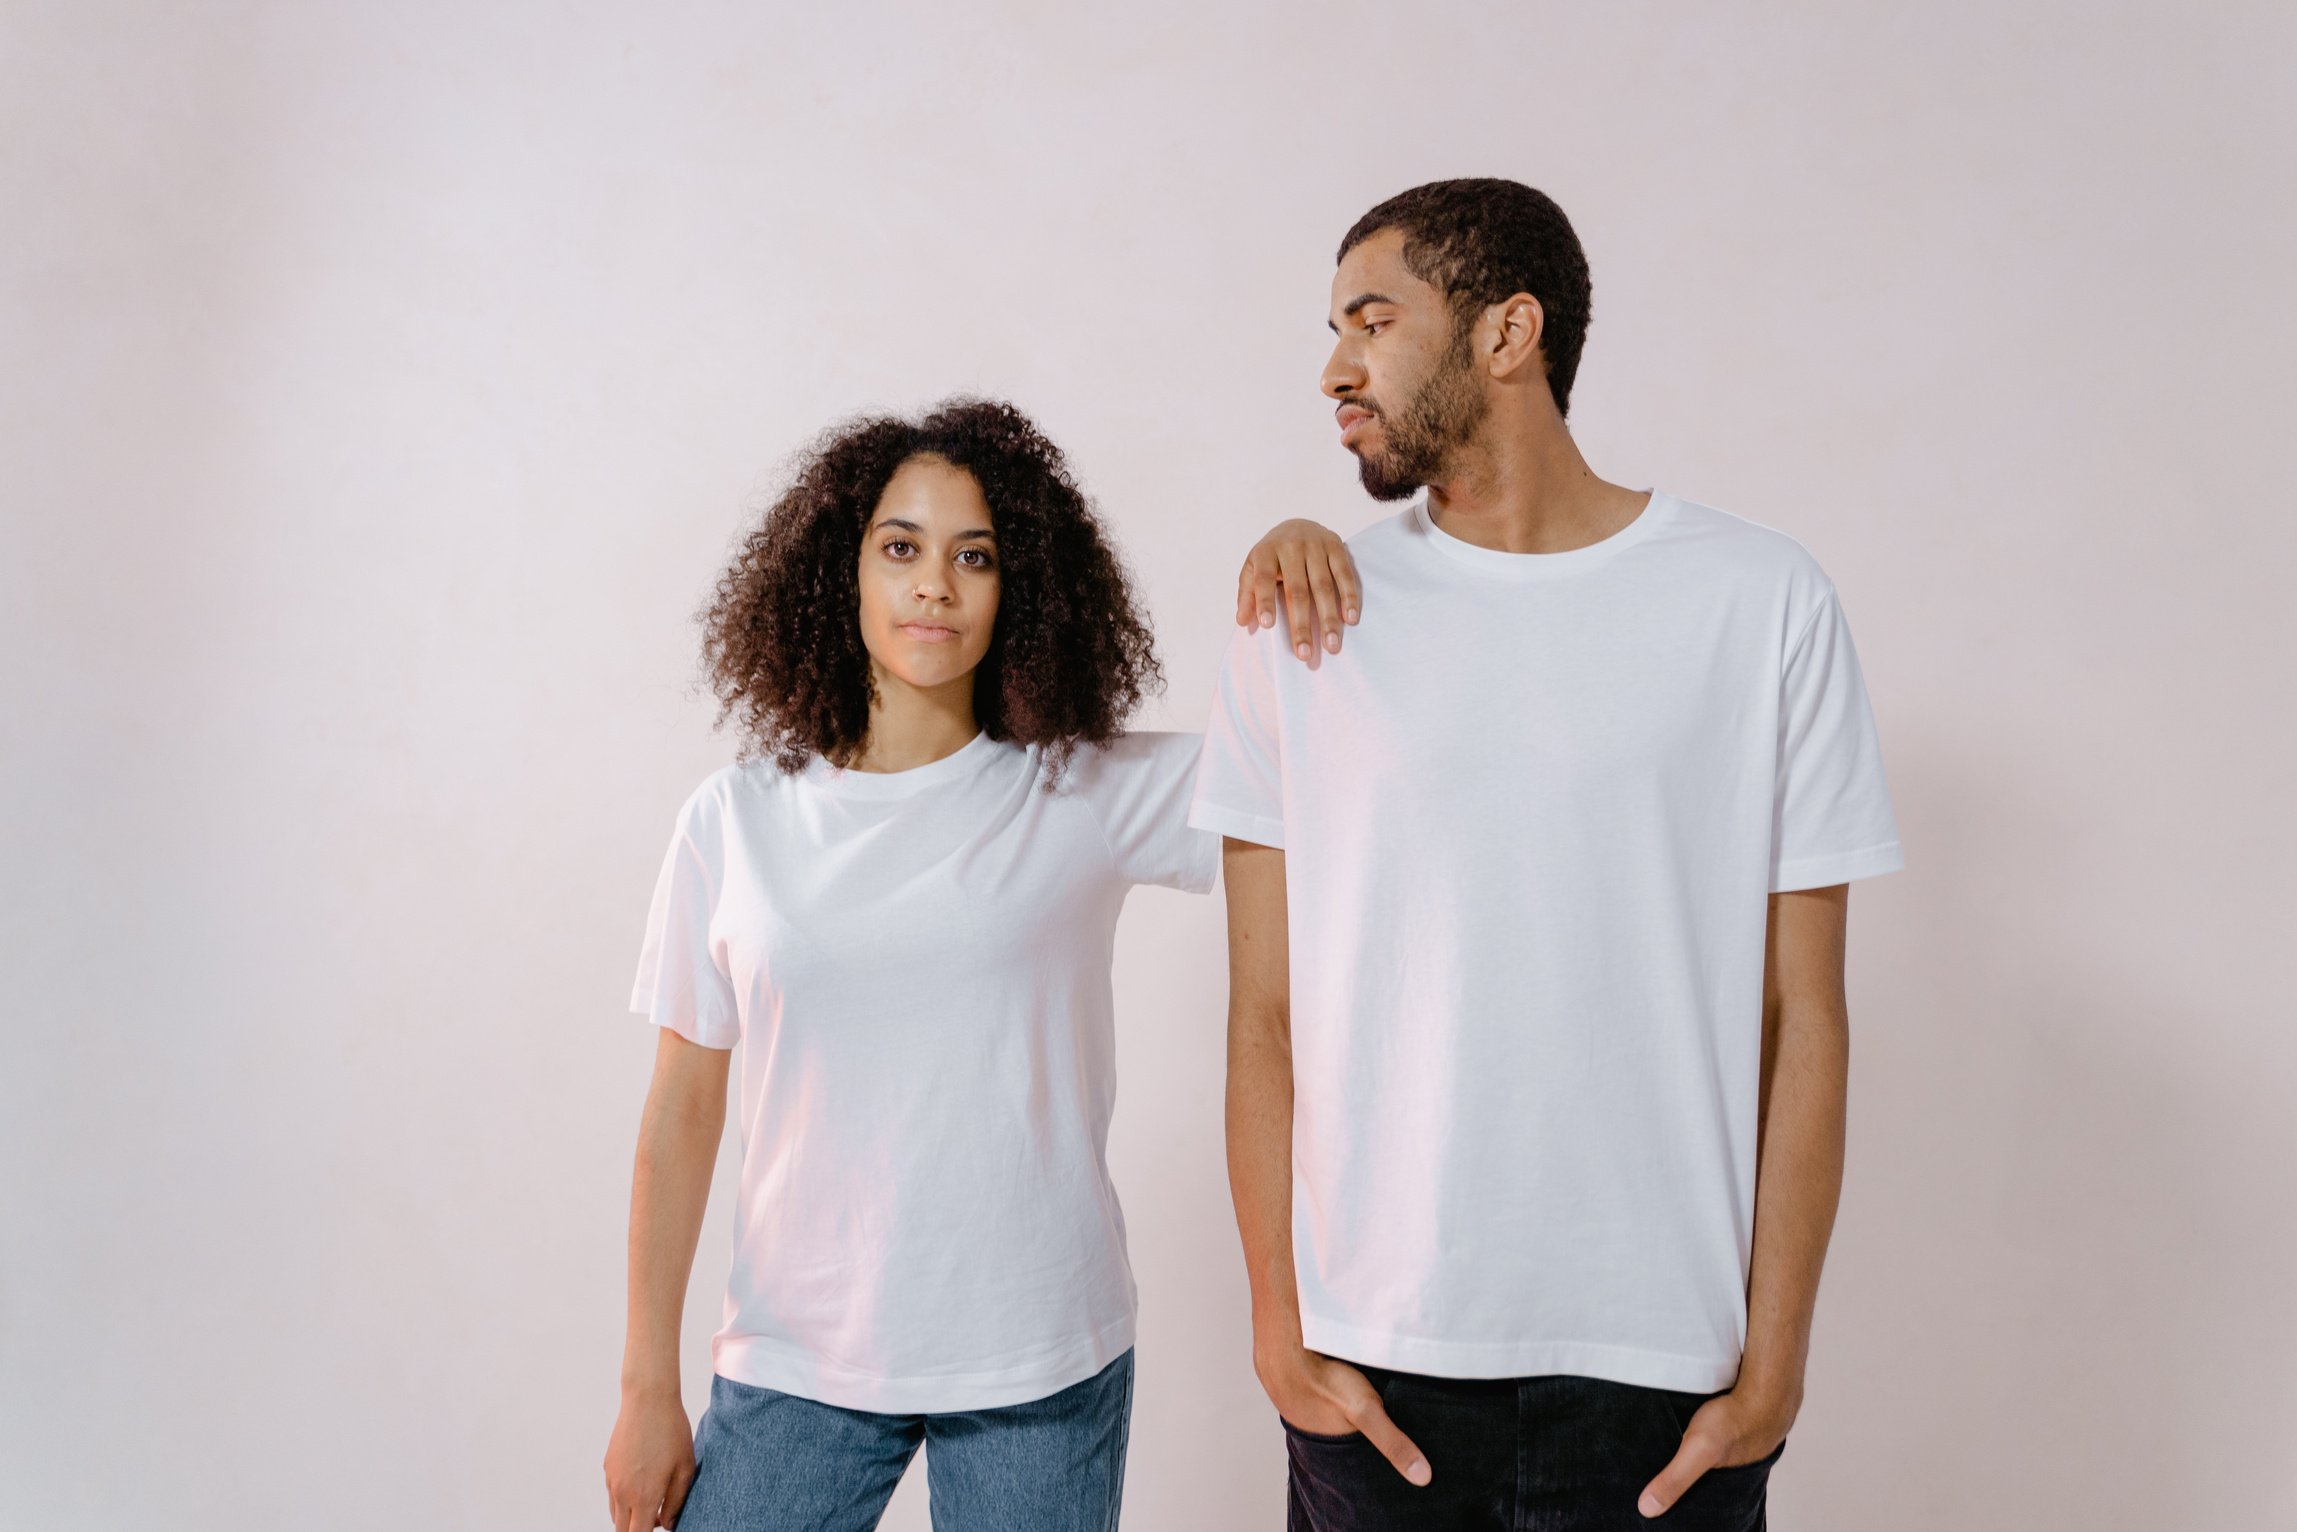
top-left (1338, 178), bottom-right (1593, 418)
top-left (701, 397), bottom-right (1162, 782)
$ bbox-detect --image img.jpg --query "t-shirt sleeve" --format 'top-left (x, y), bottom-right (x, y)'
top-left (1771, 585), bottom-right (1904, 891)
top-left (1073, 732), bottom-right (1220, 893)
top-left (628, 785), bottom-right (741, 1049)
top-left (1189, 624), bottom-right (1287, 849)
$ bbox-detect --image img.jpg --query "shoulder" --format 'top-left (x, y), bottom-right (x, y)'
top-left (1062, 730), bottom-right (1205, 790)
top-left (670, 759), bottom-right (795, 837)
top-left (1656, 494), bottom-right (1838, 608)
top-left (1341, 505), bottom-right (1420, 566)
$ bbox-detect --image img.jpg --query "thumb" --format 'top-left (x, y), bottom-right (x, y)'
top-left (1342, 1387), bottom-right (1431, 1488)
top-left (1638, 1426), bottom-right (1724, 1518)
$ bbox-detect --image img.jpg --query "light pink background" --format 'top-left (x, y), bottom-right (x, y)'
top-left (5, 4), bottom-right (2293, 1528)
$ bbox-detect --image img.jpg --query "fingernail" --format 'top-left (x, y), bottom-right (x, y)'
top-left (1407, 1459), bottom-right (1431, 1487)
top-left (1346, 607), bottom-right (1359, 623)
top-left (1325, 633), bottom-right (1340, 652)
top-left (1296, 642), bottom-right (1309, 659)
top-left (1638, 1491), bottom-right (1664, 1517)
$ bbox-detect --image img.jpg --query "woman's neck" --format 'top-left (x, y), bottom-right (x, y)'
top-left (848, 668), bottom-right (980, 774)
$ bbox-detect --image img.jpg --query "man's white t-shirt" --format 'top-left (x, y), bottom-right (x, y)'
top-left (631, 730), bottom-right (1216, 1413)
top-left (1189, 492), bottom-right (1902, 1392)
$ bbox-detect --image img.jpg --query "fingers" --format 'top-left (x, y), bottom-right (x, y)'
top-left (1304, 552), bottom-right (1345, 654)
top-left (1638, 1425), bottom-right (1724, 1518)
top-left (660, 1460), bottom-right (696, 1529)
top-left (1279, 547), bottom-right (1316, 662)
top-left (1238, 548), bottom-right (1281, 632)
top-left (1329, 542), bottom-right (1362, 627)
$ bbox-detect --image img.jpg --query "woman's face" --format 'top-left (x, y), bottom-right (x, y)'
top-left (856, 454), bottom-right (1001, 695)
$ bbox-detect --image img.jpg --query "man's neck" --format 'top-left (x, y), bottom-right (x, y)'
top-left (1424, 416), bottom-right (1647, 555)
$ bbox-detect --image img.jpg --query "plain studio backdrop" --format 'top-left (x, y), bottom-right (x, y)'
top-left (5, 3), bottom-right (2294, 1528)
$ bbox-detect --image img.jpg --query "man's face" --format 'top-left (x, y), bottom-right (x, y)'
top-left (1322, 228), bottom-right (1488, 501)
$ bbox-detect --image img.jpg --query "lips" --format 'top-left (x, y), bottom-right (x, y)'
top-left (897, 622), bottom-right (962, 644)
top-left (1336, 404), bottom-right (1375, 446)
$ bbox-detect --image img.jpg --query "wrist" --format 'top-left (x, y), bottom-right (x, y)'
top-left (620, 1363), bottom-right (683, 1403)
top-left (1730, 1359), bottom-right (1805, 1416)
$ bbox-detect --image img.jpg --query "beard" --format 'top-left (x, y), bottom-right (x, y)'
top-left (1351, 319), bottom-right (1489, 502)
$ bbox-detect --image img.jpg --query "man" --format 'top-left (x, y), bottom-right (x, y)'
top-left (1192, 179), bottom-right (1902, 1529)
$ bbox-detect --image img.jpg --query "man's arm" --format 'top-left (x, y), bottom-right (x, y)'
top-left (604, 1027), bottom-right (731, 1532)
top-left (1222, 838), bottom-right (1431, 1488)
top-left (1638, 884), bottom-right (1851, 1519)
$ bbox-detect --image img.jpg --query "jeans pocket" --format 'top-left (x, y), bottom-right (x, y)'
top-left (1280, 1416), bottom-right (1366, 1445)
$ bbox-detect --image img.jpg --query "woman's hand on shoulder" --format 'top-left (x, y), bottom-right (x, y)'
top-left (1237, 519), bottom-right (1361, 664)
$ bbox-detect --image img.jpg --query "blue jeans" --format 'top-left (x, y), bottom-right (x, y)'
top-left (1284, 1368), bottom-right (1782, 1531)
top-left (675, 1350), bottom-right (1134, 1532)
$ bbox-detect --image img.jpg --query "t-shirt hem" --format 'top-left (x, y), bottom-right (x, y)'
top-left (1178, 834), bottom-right (1221, 894)
top-left (1188, 801), bottom-right (1286, 850)
top-left (711, 1313), bottom-right (1137, 1414)
top-left (629, 999), bottom-right (737, 1051)
top-left (1770, 840), bottom-right (1905, 892)
top-left (1300, 1313), bottom-right (1738, 1393)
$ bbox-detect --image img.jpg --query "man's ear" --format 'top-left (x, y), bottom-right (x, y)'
top-left (1487, 292), bottom-right (1547, 381)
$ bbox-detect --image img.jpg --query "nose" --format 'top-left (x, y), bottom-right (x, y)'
top-left (912, 567), bottom-right (954, 603)
top-left (1321, 338), bottom-right (1363, 402)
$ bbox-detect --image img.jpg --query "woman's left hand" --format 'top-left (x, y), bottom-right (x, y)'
top-left (1237, 519), bottom-right (1361, 664)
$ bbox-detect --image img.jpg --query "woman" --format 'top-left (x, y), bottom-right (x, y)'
top-left (603, 398), bottom-right (1356, 1532)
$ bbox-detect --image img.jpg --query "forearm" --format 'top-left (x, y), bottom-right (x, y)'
top-left (621, 1065), bottom-right (725, 1397)
top-left (1227, 998), bottom-right (1302, 1345)
top-left (1737, 991), bottom-right (1848, 1404)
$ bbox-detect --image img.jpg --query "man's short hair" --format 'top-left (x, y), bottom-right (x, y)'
top-left (1338, 179), bottom-right (1593, 417)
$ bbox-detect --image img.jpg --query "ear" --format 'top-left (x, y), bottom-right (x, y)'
top-left (1486, 292), bottom-right (1547, 382)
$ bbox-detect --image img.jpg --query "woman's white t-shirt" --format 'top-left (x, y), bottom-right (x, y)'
top-left (630, 730), bottom-right (1216, 1413)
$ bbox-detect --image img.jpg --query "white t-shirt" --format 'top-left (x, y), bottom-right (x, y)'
top-left (1189, 492), bottom-right (1902, 1392)
top-left (631, 729), bottom-right (1217, 1413)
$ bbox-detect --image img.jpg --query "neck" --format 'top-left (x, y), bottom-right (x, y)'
top-left (1424, 406), bottom-right (1647, 554)
top-left (849, 666), bottom-right (980, 773)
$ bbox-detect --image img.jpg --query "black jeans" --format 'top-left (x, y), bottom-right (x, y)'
top-left (1284, 1367), bottom-right (1783, 1532)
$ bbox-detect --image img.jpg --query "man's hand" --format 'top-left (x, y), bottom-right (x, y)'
top-left (1236, 519), bottom-right (1361, 663)
top-left (604, 1388), bottom-right (697, 1531)
top-left (1256, 1337), bottom-right (1432, 1487)
top-left (1635, 1382), bottom-right (1797, 1518)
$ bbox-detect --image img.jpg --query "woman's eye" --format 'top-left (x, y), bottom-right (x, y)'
top-left (884, 540), bottom-right (914, 558)
top-left (958, 548), bottom-right (994, 568)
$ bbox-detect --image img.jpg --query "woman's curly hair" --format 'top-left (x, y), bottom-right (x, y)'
top-left (701, 397), bottom-right (1163, 781)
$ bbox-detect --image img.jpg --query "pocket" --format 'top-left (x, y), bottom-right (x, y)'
top-left (1279, 1416), bottom-right (1365, 1445)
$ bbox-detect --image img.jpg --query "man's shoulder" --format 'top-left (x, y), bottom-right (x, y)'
top-left (1340, 505), bottom-right (1420, 562)
top-left (1658, 494), bottom-right (1835, 595)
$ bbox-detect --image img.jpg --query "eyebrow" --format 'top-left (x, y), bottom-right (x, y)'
top-left (1327, 291), bottom-right (1398, 333)
top-left (872, 517), bottom-right (996, 541)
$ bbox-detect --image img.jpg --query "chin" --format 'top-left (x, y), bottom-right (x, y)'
top-left (1355, 458), bottom-right (1424, 503)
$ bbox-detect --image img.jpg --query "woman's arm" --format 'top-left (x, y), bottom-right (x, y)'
top-left (1236, 520), bottom-right (1362, 663)
top-left (604, 1027), bottom-right (732, 1532)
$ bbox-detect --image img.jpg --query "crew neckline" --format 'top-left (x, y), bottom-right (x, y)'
top-left (804, 728), bottom-right (1003, 800)
top-left (1410, 489), bottom-right (1673, 579)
